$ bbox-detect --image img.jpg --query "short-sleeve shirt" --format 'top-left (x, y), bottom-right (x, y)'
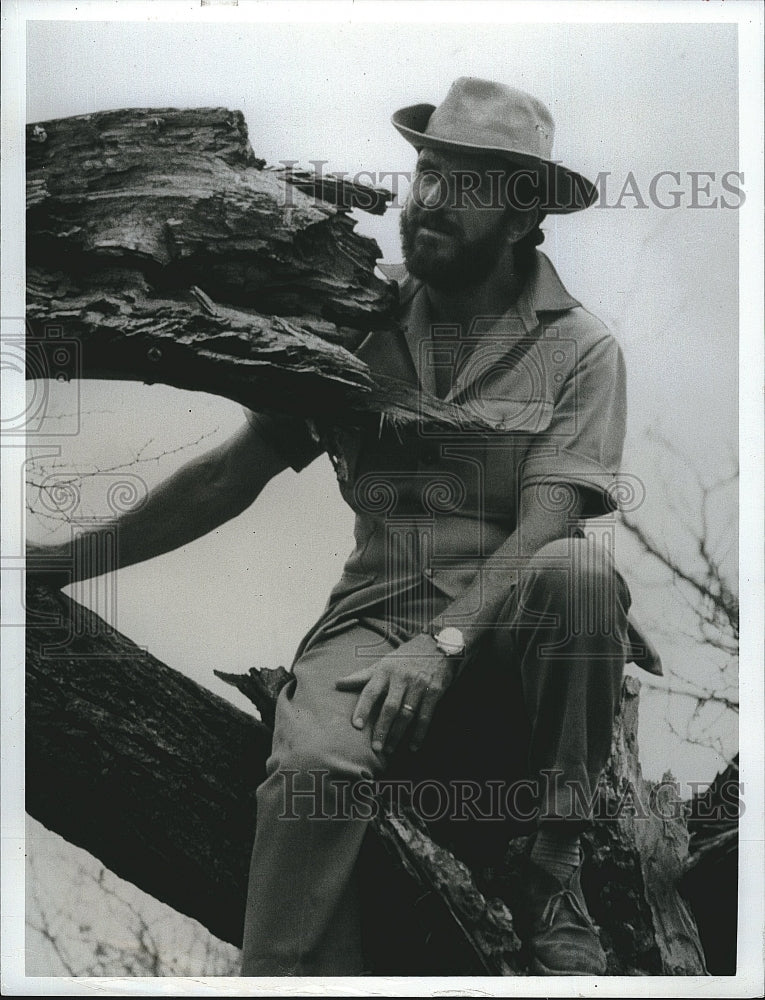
top-left (242, 250), bottom-right (661, 675)
top-left (242, 407), bottom-right (324, 475)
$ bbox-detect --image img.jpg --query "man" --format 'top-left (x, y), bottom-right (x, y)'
top-left (30, 79), bottom-right (661, 976)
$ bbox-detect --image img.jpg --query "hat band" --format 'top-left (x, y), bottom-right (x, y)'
top-left (425, 117), bottom-right (552, 160)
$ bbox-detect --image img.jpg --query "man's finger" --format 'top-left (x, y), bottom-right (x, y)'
top-left (350, 674), bottom-right (387, 730)
top-left (384, 676), bottom-right (426, 754)
top-left (335, 666), bottom-right (376, 692)
top-left (409, 686), bottom-right (442, 751)
top-left (371, 679), bottom-right (407, 752)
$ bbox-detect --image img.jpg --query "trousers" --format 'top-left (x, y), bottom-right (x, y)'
top-left (239, 537), bottom-right (632, 976)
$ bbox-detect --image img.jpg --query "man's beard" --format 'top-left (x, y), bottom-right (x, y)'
top-left (399, 207), bottom-right (512, 291)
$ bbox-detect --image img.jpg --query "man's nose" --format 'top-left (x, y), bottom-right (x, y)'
top-left (418, 171), bottom-right (449, 209)
top-left (421, 176), bottom-right (443, 208)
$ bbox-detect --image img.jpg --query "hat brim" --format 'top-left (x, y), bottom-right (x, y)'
top-left (392, 103), bottom-right (597, 215)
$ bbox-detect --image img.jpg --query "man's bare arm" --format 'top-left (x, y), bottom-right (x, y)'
top-left (27, 418), bottom-right (291, 585)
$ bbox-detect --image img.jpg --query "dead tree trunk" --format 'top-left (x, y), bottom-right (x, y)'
top-left (27, 579), bottom-right (709, 975)
top-left (26, 581), bottom-right (268, 948)
top-left (681, 756), bottom-right (739, 974)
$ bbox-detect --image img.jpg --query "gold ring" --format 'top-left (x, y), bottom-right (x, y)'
top-left (401, 703), bottom-right (415, 714)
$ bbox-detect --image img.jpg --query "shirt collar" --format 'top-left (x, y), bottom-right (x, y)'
top-left (377, 250), bottom-right (581, 395)
top-left (513, 251), bottom-right (581, 334)
top-left (379, 249), bottom-right (580, 336)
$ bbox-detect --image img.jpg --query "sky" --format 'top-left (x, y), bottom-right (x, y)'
top-left (4, 2), bottom-right (763, 986)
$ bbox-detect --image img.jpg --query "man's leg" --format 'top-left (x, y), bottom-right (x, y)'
top-left (239, 620), bottom-right (391, 977)
top-left (484, 534), bottom-right (631, 974)
top-left (501, 535), bottom-right (630, 825)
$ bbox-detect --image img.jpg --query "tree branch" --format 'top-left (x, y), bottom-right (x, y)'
top-left (25, 107), bottom-right (492, 436)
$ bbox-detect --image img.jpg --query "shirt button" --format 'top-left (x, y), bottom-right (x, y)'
top-left (423, 568), bottom-right (433, 579)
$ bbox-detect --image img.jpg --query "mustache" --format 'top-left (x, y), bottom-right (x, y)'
top-left (411, 212), bottom-right (462, 238)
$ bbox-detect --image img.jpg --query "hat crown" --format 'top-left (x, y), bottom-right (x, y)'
top-left (425, 77), bottom-right (556, 161)
top-left (390, 77), bottom-right (597, 213)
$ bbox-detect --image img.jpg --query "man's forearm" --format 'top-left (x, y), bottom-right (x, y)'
top-left (429, 492), bottom-right (581, 657)
top-left (33, 447), bottom-right (264, 583)
top-left (431, 528), bottom-right (526, 655)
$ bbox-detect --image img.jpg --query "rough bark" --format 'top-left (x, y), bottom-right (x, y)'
top-left (581, 678), bottom-right (708, 974)
top-left (25, 107), bottom-right (491, 433)
top-left (26, 580), bottom-right (267, 947)
top-left (27, 580), bottom-right (710, 975)
top-left (26, 108), bottom-right (390, 327)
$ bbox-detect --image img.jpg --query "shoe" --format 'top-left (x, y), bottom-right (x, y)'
top-left (520, 858), bottom-right (607, 975)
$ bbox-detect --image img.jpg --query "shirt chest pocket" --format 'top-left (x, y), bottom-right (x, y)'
top-left (470, 394), bottom-right (556, 517)
top-left (468, 394), bottom-right (554, 435)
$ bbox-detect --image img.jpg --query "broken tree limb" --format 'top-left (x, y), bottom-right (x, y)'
top-left (25, 263), bottom-right (488, 432)
top-left (680, 756), bottom-right (739, 974)
top-left (26, 579), bottom-right (266, 947)
top-left (26, 108), bottom-right (390, 325)
top-left (582, 677), bottom-right (708, 974)
top-left (370, 813), bottom-right (522, 974)
top-left (25, 107), bottom-right (493, 433)
top-left (269, 165), bottom-right (394, 216)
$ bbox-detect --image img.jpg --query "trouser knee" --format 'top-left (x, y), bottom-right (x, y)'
top-left (515, 536), bottom-right (631, 643)
top-left (261, 735), bottom-right (380, 823)
top-left (520, 535), bottom-right (623, 598)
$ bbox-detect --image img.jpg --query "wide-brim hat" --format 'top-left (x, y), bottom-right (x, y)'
top-left (392, 77), bottom-right (597, 215)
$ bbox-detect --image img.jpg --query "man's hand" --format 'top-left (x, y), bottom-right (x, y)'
top-left (335, 633), bottom-right (460, 755)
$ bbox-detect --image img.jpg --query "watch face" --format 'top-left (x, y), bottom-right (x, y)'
top-left (437, 626), bottom-right (465, 655)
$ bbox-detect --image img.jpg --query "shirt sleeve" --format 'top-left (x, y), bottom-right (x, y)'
top-left (520, 333), bottom-right (627, 517)
top-left (241, 406), bottom-right (325, 474)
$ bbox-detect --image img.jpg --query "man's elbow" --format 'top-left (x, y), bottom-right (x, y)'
top-left (519, 481), bottom-right (586, 553)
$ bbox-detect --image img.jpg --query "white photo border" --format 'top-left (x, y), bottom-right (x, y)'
top-left (2, 1), bottom-right (762, 996)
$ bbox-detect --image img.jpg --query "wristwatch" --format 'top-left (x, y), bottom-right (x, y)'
top-left (431, 626), bottom-right (466, 657)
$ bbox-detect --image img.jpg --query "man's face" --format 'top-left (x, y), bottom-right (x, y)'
top-left (400, 148), bottom-right (529, 290)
